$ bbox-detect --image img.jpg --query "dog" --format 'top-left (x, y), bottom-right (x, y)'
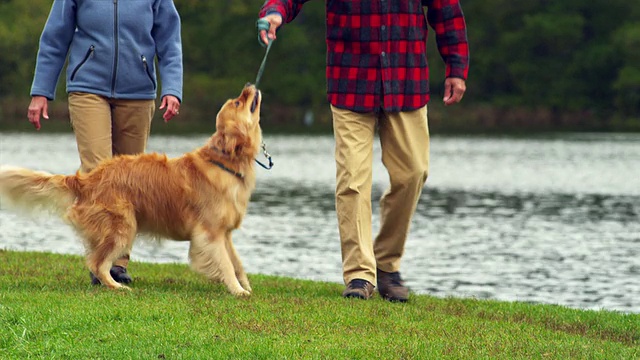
top-left (0, 84), bottom-right (263, 296)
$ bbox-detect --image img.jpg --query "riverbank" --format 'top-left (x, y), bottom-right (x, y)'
top-left (0, 250), bottom-right (637, 358)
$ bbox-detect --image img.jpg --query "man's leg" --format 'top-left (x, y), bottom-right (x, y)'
top-left (331, 105), bottom-right (377, 297)
top-left (110, 98), bottom-right (155, 270)
top-left (374, 106), bottom-right (430, 301)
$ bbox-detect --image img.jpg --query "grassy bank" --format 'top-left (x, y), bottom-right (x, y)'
top-left (0, 250), bottom-right (638, 359)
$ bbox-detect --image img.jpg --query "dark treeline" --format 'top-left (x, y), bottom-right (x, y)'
top-left (0, 0), bottom-right (638, 133)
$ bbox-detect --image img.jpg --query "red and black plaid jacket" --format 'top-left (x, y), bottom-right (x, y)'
top-left (259, 0), bottom-right (469, 113)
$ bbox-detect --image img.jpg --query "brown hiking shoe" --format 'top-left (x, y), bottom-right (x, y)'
top-left (90, 266), bottom-right (132, 285)
top-left (342, 279), bottom-right (374, 300)
top-left (377, 270), bottom-right (409, 302)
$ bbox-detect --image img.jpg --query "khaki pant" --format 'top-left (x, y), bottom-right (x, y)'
top-left (68, 92), bottom-right (155, 268)
top-left (332, 105), bottom-right (429, 286)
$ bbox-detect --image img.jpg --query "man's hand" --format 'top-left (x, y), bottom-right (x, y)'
top-left (160, 95), bottom-right (180, 122)
top-left (27, 96), bottom-right (49, 131)
top-left (443, 77), bottom-right (466, 106)
top-left (258, 13), bottom-right (283, 47)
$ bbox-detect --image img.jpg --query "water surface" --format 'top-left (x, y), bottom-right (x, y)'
top-left (1, 132), bottom-right (638, 312)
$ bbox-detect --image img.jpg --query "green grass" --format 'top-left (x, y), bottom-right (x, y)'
top-left (0, 250), bottom-right (638, 359)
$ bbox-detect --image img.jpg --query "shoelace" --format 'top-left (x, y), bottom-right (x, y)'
top-left (350, 279), bottom-right (370, 289)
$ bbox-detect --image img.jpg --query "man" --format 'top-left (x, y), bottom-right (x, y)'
top-left (258, 0), bottom-right (469, 302)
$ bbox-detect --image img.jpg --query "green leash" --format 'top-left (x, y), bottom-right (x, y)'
top-left (255, 18), bottom-right (273, 88)
top-left (253, 18), bottom-right (274, 170)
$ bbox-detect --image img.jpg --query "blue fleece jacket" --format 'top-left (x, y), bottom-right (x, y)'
top-left (31, 0), bottom-right (183, 102)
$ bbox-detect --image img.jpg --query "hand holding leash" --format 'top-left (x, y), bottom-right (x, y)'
top-left (257, 18), bottom-right (271, 47)
top-left (256, 14), bottom-right (282, 47)
top-left (255, 17), bottom-right (280, 88)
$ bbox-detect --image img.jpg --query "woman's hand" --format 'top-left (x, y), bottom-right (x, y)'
top-left (160, 95), bottom-right (181, 122)
top-left (27, 96), bottom-right (49, 130)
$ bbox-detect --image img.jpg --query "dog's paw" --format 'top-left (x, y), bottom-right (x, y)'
top-left (102, 281), bottom-right (131, 291)
top-left (233, 289), bottom-right (251, 297)
top-left (239, 280), bottom-right (252, 293)
top-left (109, 284), bottom-right (132, 291)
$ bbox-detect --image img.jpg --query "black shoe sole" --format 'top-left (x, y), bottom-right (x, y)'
top-left (343, 293), bottom-right (370, 300)
top-left (380, 294), bottom-right (408, 303)
top-left (383, 297), bottom-right (408, 303)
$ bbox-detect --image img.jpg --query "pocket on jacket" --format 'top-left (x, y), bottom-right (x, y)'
top-left (141, 55), bottom-right (157, 90)
top-left (113, 52), bottom-right (158, 96)
top-left (70, 45), bottom-right (95, 81)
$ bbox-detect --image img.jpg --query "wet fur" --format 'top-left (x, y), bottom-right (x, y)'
top-left (0, 85), bottom-right (262, 296)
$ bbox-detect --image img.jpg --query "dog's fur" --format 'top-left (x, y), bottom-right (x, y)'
top-left (0, 85), bottom-right (263, 296)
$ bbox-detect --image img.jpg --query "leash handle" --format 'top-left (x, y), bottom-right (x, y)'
top-left (255, 18), bottom-right (274, 88)
top-left (256, 18), bottom-right (271, 47)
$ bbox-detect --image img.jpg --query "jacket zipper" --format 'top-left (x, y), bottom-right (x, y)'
top-left (111, 0), bottom-right (119, 97)
top-left (70, 45), bottom-right (95, 81)
top-left (141, 55), bottom-right (157, 89)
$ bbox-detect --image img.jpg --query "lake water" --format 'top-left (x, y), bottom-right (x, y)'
top-left (0, 132), bottom-right (638, 313)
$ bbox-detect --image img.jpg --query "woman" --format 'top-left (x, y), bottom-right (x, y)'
top-left (27, 0), bottom-right (184, 285)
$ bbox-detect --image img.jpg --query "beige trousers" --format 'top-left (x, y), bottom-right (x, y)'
top-left (332, 105), bottom-right (430, 286)
top-left (68, 92), bottom-right (155, 268)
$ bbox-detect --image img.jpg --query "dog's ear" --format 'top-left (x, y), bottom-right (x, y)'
top-left (216, 121), bottom-right (251, 158)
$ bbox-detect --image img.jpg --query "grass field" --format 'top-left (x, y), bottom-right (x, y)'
top-left (1, 250), bottom-right (638, 359)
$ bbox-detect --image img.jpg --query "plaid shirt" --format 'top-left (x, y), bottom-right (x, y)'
top-left (259, 0), bottom-right (469, 113)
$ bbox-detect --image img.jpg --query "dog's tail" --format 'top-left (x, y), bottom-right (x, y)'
top-left (0, 165), bottom-right (78, 216)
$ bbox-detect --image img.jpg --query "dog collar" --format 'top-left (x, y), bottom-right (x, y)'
top-left (210, 160), bottom-right (244, 179)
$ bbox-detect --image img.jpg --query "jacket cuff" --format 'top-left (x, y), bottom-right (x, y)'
top-left (30, 89), bottom-right (55, 101)
top-left (445, 64), bottom-right (468, 81)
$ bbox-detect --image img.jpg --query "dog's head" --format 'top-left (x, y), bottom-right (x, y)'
top-left (213, 83), bottom-right (262, 159)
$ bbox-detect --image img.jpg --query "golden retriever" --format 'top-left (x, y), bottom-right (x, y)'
top-left (0, 84), bottom-right (263, 296)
